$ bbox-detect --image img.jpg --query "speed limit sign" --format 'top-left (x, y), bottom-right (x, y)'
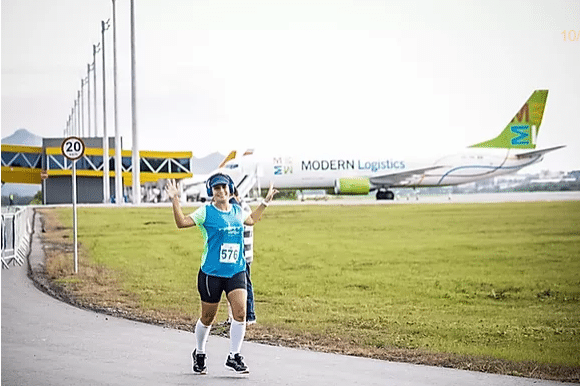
top-left (61, 136), bottom-right (85, 274)
top-left (61, 137), bottom-right (85, 160)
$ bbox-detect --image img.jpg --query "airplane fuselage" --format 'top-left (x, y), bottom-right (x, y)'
top-left (204, 90), bottom-right (562, 200)
top-left (222, 148), bottom-right (544, 193)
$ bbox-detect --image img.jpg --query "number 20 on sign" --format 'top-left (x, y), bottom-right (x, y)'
top-left (61, 137), bottom-right (85, 160)
top-left (61, 137), bottom-right (86, 274)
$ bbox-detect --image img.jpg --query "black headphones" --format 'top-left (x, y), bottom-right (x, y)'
top-left (206, 173), bottom-right (235, 197)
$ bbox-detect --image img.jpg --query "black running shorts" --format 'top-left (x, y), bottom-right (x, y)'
top-left (197, 269), bottom-right (247, 304)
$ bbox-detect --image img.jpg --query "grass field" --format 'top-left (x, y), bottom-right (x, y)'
top-left (47, 201), bottom-right (580, 368)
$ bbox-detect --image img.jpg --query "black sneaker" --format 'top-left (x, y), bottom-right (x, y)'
top-left (192, 350), bottom-right (207, 374)
top-left (224, 353), bottom-right (249, 374)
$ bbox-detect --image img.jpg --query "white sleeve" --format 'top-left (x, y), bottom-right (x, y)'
top-left (242, 202), bottom-right (252, 222)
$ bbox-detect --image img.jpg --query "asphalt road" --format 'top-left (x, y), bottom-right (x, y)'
top-left (1, 210), bottom-right (570, 386)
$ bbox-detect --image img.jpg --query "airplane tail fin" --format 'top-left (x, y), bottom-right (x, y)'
top-left (470, 90), bottom-right (548, 150)
top-left (218, 150), bottom-right (237, 168)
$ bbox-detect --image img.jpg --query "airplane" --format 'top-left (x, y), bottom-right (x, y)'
top-left (212, 90), bottom-right (566, 200)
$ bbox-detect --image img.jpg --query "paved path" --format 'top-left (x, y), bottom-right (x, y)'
top-left (1, 213), bottom-right (567, 386)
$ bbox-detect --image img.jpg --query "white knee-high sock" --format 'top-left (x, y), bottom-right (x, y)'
top-left (195, 319), bottom-right (211, 354)
top-left (229, 319), bottom-right (246, 355)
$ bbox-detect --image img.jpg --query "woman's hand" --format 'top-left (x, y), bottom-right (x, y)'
top-left (246, 181), bottom-right (280, 225)
top-left (264, 181), bottom-right (279, 203)
top-left (165, 179), bottom-right (179, 200)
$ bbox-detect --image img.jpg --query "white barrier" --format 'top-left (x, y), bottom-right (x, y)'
top-left (1, 206), bottom-right (34, 269)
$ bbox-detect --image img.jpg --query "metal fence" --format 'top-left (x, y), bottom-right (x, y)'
top-left (1, 206), bottom-right (34, 269)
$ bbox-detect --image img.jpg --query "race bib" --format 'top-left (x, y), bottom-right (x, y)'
top-left (219, 243), bottom-right (240, 264)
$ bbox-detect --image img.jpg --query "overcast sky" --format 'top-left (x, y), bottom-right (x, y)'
top-left (2, 0), bottom-right (579, 172)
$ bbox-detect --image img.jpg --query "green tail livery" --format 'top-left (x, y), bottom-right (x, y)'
top-left (470, 90), bottom-right (548, 149)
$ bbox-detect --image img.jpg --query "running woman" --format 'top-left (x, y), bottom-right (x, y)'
top-left (165, 174), bottom-right (278, 374)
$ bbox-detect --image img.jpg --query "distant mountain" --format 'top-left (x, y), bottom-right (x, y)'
top-left (1, 128), bottom-right (43, 146)
top-left (1, 129), bottom-right (42, 200)
top-left (192, 152), bottom-right (226, 174)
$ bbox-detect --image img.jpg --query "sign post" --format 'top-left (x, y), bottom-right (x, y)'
top-left (61, 137), bottom-right (85, 274)
top-left (40, 170), bottom-right (48, 205)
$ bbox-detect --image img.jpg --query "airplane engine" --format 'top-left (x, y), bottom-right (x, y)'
top-left (334, 177), bottom-right (371, 195)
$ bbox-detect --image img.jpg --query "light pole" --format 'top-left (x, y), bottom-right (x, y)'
top-left (101, 19), bottom-right (111, 203)
top-left (130, 0), bottom-right (140, 204)
top-left (70, 107), bottom-right (75, 136)
top-left (86, 64), bottom-right (92, 138)
top-left (76, 91), bottom-right (81, 136)
top-left (112, 0), bottom-right (123, 205)
top-left (92, 43), bottom-right (100, 138)
top-left (73, 96), bottom-right (78, 136)
top-left (80, 78), bottom-right (88, 137)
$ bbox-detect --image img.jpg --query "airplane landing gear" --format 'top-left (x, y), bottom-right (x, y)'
top-left (376, 189), bottom-right (395, 200)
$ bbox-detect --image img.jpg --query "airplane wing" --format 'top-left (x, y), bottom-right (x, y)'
top-left (369, 166), bottom-right (444, 186)
top-left (514, 145), bottom-right (566, 160)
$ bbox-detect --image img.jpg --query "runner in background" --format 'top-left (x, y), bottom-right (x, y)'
top-left (228, 188), bottom-right (256, 325)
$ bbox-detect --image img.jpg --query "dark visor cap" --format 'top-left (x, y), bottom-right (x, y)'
top-left (209, 174), bottom-right (230, 188)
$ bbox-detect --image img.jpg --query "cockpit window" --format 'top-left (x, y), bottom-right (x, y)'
top-left (225, 163), bottom-right (239, 169)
